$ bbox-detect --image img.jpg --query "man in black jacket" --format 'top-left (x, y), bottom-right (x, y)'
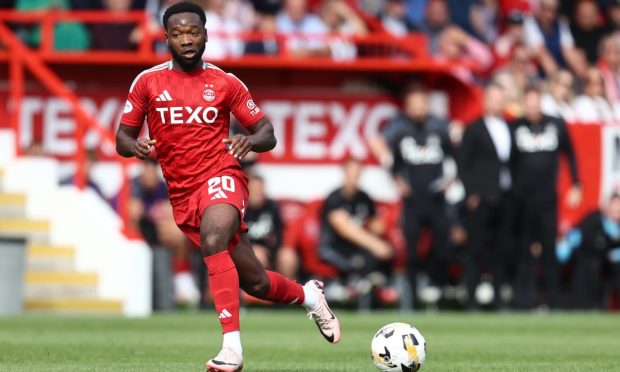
top-left (386, 86), bottom-right (454, 307)
top-left (511, 85), bottom-right (582, 309)
top-left (459, 83), bottom-right (515, 310)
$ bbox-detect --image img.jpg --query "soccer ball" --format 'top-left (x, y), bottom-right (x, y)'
top-left (371, 322), bottom-right (426, 371)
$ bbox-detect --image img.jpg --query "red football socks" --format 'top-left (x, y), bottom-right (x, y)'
top-left (204, 251), bottom-right (240, 333)
top-left (264, 271), bottom-right (305, 305)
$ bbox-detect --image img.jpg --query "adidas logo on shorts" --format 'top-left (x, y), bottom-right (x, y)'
top-left (210, 190), bottom-right (228, 200)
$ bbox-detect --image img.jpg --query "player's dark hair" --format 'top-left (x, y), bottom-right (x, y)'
top-left (162, 1), bottom-right (206, 30)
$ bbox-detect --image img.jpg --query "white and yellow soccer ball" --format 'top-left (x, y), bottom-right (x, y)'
top-left (371, 322), bottom-right (426, 372)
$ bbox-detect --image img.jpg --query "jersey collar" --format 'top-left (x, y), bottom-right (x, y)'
top-left (167, 60), bottom-right (207, 70)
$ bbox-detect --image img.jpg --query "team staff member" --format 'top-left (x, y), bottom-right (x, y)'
top-left (386, 87), bottom-right (454, 307)
top-left (459, 84), bottom-right (515, 310)
top-left (511, 85), bottom-right (581, 310)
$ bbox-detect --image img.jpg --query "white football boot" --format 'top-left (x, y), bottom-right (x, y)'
top-left (206, 347), bottom-right (243, 372)
top-left (304, 280), bottom-right (341, 343)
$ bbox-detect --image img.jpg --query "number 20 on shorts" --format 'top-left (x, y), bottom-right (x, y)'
top-left (208, 176), bottom-right (236, 198)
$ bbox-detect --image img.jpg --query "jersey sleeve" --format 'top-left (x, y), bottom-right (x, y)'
top-left (120, 73), bottom-right (149, 127)
top-left (226, 73), bottom-right (265, 127)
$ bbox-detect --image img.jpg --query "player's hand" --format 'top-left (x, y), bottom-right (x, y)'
top-left (222, 134), bottom-right (252, 160)
top-left (133, 138), bottom-right (156, 160)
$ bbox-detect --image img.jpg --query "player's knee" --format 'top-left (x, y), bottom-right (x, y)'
top-left (201, 231), bottom-right (230, 256)
top-left (243, 273), bottom-right (270, 298)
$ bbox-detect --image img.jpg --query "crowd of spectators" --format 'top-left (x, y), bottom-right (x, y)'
top-left (14, 0), bottom-right (620, 311)
top-left (5, 0), bottom-right (620, 122)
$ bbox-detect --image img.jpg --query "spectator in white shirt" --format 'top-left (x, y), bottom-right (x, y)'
top-left (202, 0), bottom-right (247, 60)
top-left (318, 0), bottom-right (368, 60)
top-left (276, 0), bottom-right (327, 56)
top-left (573, 67), bottom-right (617, 124)
top-left (541, 69), bottom-right (576, 122)
top-left (381, 0), bottom-right (417, 37)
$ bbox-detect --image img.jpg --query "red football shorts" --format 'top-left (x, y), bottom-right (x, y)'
top-left (171, 171), bottom-right (249, 251)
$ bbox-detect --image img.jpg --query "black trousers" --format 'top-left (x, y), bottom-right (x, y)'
top-left (514, 197), bottom-right (559, 309)
top-left (571, 252), bottom-right (620, 309)
top-left (462, 194), bottom-right (516, 309)
top-left (319, 241), bottom-right (383, 278)
top-left (402, 196), bottom-right (451, 300)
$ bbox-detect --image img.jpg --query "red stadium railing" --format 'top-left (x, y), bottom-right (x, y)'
top-left (0, 10), bottom-right (430, 67)
top-left (0, 18), bottom-right (139, 239)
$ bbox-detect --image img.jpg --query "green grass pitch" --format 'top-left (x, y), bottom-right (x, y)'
top-left (1, 310), bottom-right (619, 371)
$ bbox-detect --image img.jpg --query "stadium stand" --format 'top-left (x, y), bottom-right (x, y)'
top-left (1, 0), bottom-right (620, 313)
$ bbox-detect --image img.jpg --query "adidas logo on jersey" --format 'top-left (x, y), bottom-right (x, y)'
top-left (210, 190), bottom-right (228, 200)
top-left (219, 309), bottom-right (232, 319)
top-left (155, 90), bottom-right (173, 102)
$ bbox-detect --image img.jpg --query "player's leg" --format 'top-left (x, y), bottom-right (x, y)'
top-left (201, 203), bottom-right (243, 371)
top-left (232, 234), bottom-right (341, 343)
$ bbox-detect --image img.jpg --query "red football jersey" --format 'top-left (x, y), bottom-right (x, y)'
top-left (120, 61), bottom-right (265, 204)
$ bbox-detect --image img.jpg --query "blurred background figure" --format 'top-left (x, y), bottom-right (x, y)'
top-left (380, 0), bottom-right (417, 37)
top-left (276, 0), bottom-right (327, 57)
top-left (541, 69), bottom-right (576, 122)
top-left (458, 83), bottom-right (515, 311)
top-left (493, 10), bottom-right (526, 66)
top-left (557, 192), bottom-right (620, 310)
top-left (570, 0), bottom-right (606, 65)
top-left (434, 26), bottom-right (493, 82)
top-left (572, 67), bottom-right (618, 123)
top-left (317, 0), bottom-right (368, 60)
top-left (606, 0), bottom-right (620, 33)
top-left (319, 158), bottom-right (395, 308)
top-left (245, 174), bottom-right (284, 272)
top-left (244, 5), bottom-right (279, 55)
top-left (202, 0), bottom-right (246, 59)
top-left (598, 34), bottom-right (620, 106)
top-left (419, 0), bottom-right (452, 55)
top-left (492, 42), bottom-right (539, 118)
top-left (382, 86), bottom-right (454, 308)
top-left (15, 0), bottom-right (90, 50)
top-left (523, 0), bottom-right (586, 77)
top-left (129, 159), bottom-right (175, 311)
top-left (61, 149), bottom-right (116, 208)
top-left (469, 0), bottom-right (499, 45)
top-left (511, 85), bottom-right (581, 310)
top-left (90, 0), bottom-right (139, 50)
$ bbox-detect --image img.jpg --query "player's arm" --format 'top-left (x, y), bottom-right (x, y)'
top-left (116, 124), bottom-right (156, 160)
top-left (222, 117), bottom-right (276, 160)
